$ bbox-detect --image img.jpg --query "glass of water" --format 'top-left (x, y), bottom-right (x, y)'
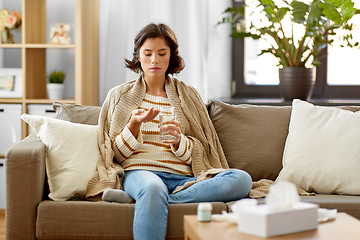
top-left (159, 106), bottom-right (175, 141)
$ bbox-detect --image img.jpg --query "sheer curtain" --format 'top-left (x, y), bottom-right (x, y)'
top-left (99, 0), bottom-right (232, 103)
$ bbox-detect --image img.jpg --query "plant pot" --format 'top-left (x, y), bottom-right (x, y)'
top-left (279, 67), bottom-right (316, 101)
top-left (47, 83), bottom-right (64, 100)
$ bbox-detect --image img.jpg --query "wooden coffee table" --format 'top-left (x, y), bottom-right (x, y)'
top-left (184, 213), bottom-right (360, 240)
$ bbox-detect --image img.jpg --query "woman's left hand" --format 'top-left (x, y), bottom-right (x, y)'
top-left (161, 120), bottom-right (182, 150)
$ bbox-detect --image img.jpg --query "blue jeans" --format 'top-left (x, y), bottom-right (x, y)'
top-left (123, 169), bottom-right (252, 240)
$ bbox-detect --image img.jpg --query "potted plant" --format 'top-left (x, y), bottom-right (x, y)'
top-left (220, 0), bottom-right (360, 100)
top-left (47, 70), bottom-right (66, 100)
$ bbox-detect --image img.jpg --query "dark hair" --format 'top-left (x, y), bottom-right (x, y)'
top-left (125, 23), bottom-right (185, 75)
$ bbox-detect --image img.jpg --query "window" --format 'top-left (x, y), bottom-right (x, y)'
top-left (327, 15), bottom-right (360, 86)
top-left (232, 0), bottom-right (360, 99)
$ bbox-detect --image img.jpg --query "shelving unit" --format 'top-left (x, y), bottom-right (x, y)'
top-left (0, 0), bottom-right (99, 146)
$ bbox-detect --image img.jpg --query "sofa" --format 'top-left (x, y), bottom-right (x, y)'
top-left (6, 99), bottom-right (360, 240)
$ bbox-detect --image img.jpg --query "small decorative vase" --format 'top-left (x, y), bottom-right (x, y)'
top-left (47, 83), bottom-right (64, 100)
top-left (0, 28), bottom-right (15, 44)
top-left (279, 67), bottom-right (316, 101)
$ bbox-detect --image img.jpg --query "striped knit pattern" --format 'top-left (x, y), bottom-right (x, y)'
top-left (113, 93), bottom-right (193, 176)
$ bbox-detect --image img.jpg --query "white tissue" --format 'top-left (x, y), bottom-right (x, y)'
top-left (231, 199), bottom-right (257, 212)
top-left (212, 200), bottom-right (258, 223)
top-left (318, 208), bottom-right (337, 222)
top-left (211, 210), bottom-right (238, 223)
top-left (265, 181), bottom-right (300, 210)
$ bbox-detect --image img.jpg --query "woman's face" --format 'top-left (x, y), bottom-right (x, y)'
top-left (139, 37), bottom-right (171, 80)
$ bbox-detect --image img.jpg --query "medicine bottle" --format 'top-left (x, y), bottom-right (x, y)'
top-left (197, 202), bottom-right (212, 222)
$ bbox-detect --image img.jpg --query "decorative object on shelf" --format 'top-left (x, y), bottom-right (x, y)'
top-left (219, 0), bottom-right (360, 101)
top-left (0, 75), bottom-right (14, 91)
top-left (0, 68), bottom-right (22, 98)
top-left (47, 71), bottom-right (66, 100)
top-left (49, 23), bottom-right (71, 44)
top-left (0, 9), bottom-right (22, 44)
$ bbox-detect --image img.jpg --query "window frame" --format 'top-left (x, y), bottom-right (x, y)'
top-left (231, 0), bottom-right (360, 100)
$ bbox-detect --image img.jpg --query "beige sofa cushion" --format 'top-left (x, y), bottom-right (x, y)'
top-left (300, 194), bottom-right (360, 220)
top-left (52, 102), bottom-right (101, 125)
top-left (36, 200), bottom-right (227, 240)
top-left (21, 114), bottom-right (99, 201)
top-left (277, 99), bottom-right (360, 195)
top-left (207, 100), bottom-right (291, 181)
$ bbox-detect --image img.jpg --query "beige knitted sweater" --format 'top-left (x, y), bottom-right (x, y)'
top-left (86, 76), bottom-right (229, 199)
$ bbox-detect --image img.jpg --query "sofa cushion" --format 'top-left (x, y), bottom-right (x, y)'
top-left (36, 200), bottom-right (227, 240)
top-left (300, 195), bottom-right (360, 220)
top-left (21, 114), bottom-right (99, 201)
top-left (207, 100), bottom-right (291, 181)
top-left (52, 102), bottom-right (101, 125)
top-left (277, 99), bottom-right (360, 195)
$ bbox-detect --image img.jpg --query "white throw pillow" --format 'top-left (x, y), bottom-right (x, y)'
top-left (276, 99), bottom-right (360, 195)
top-left (21, 114), bottom-right (99, 201)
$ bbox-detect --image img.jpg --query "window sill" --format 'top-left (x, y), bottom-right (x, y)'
top-left (218, 98), bottom-right (360, 106)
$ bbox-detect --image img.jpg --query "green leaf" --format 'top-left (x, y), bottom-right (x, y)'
top-left (278, 7), bottom-right (290, 20)
top-left (259, 48), bottom-right (274, 56)
top-left (291, 1), bottom-right (309, 23)
top-left (313, 60), bottom-right (321, 66)
top-left (263, 5), bottom-right (277, 22)
top-left (231, 31), bottom-right (261, 40)
top-left (319, 1), bottom-right (342, 25)
top-left (223, 7), bottom-right (234, 13)
top-left (308, 0), bottom-right (324, 25)
top-left (259, 0), bottom-right (276, 8)
top-left (328, 0), bottom-right (356, 20)
top-left (224, 6), bottom-right (241, 14)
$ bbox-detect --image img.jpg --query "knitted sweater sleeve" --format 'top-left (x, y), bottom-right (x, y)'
top-left (171, 134), bottom-right (194, 165)
top-left (113, 125), bottom-right (143, 163)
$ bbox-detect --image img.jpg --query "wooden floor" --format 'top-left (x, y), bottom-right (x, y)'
top-left (0, 209), bottom-right (4, 240)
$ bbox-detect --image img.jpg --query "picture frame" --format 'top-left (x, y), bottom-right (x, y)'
top-left (0, 68), bottom-right (22, 98)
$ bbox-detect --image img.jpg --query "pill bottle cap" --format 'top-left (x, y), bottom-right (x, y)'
top-left (198, 202), bottom-right (212, 211)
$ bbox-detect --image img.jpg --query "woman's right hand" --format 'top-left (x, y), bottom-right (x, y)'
top-left (128, 108), bottom-right (160, 138)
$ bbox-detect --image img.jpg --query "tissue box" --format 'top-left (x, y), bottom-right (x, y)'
top-left (236, 202), bottom-right (318, 237)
